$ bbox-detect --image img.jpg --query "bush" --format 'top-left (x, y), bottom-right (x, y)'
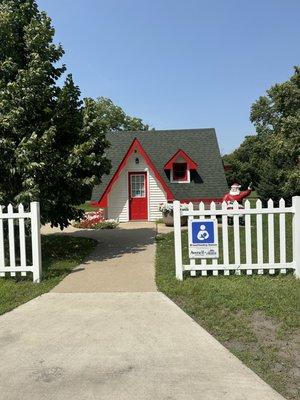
top-left (73, 210), bottom-right (118, 229)
top-left (90, 221), bottom-right (119, 229)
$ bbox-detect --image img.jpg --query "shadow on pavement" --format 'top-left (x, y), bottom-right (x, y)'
top-left (43, 227), bottom-right (156, 265)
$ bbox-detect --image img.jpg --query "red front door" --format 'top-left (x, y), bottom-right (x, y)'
top-left (129, 172), bottom-right (148, 220)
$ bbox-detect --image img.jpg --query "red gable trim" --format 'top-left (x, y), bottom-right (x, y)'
top-left (164, 149), bottom-right (198, 170)
top-left (97, 138), bottom-right (174, 207)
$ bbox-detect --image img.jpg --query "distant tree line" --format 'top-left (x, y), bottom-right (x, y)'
top-left (223, 67), bottom-right (300, 204)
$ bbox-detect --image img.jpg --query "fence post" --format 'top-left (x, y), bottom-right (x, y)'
top-left (292, 196), bottom-right (300, 278)
top-left (173, 200), bottom-right (183, 280)
top-left (31, 202), bottom-right (42, 283)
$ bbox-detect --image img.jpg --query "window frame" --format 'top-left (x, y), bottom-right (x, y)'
top-left (130, 173), bottom-right (146, 198)
top-left (171, 162), bottom-right (189, 183)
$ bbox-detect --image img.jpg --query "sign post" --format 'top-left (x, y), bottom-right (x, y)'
top-left (188, 219), bottom-right (218, 259)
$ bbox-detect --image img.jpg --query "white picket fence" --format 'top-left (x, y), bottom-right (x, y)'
top-left (174, 196), bottom-right (300, 280)
top-left (0, 202), bottom-right (42, 282)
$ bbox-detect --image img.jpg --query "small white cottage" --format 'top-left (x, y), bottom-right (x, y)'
top-left (91, 129), bottom-right (227, 222)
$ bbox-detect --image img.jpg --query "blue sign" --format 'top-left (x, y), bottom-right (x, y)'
top-left (188, 219), bottom-right (219, 259)
top-left (191, 221), bottom-right (215, 244)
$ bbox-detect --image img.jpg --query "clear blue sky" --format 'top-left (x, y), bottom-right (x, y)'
top-left (38, 0), bottom-right (300, 154)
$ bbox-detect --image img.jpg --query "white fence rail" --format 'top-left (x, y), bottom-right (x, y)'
top-left (0, 202), bottom-right (42, 282)
top-left (174, 196), bottom-right (300, 280)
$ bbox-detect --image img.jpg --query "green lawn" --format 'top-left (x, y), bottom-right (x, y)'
top-left (156, 229), bottom-right (300, 399)
top-left (0, 235), bottom-right (97, 315)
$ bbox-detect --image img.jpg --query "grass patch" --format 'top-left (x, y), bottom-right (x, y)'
top-left (156, 231), bottom-right (300, 399)
top-left (0, 235), bottom-right (96, 315)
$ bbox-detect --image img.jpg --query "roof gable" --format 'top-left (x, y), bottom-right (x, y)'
top-left (91, 129), bottom-right (228, 203)
top-left (97, 138), bottom-right (174, 207)
top-left (164, 149), bottom-right (198, 170)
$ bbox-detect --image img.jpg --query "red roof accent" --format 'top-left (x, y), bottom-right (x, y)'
top-left (96, 138), bottom-right (174, 207)
top-left (164, 149), bottom-right (198, 170)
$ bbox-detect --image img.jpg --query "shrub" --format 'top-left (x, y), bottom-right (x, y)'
top-left (73, 210), bottom-right (118, 229)
top-left (90, 221), bottom-right (119, 229)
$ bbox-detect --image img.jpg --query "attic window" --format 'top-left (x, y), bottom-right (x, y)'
top-left (164, 149), bottom-right (198, 170)
top-left (164, 149), bottom-right (197, 184)
top-left (173, 163), bottom-right (187, 181)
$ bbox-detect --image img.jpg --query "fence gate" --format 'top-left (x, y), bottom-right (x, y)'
top-left (173, 196), bottom-right (300, 280)
top-left (0, 202), bottom-right (42, 282)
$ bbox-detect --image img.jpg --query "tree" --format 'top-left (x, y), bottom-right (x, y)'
top-left (224, 67), bottom-right (300, 202)
top-left (93, 97), bottom-right (149, 132)
top-left (250, 66), bottom-right (300, 202)
top-left (0, 0), bottom-right (110, 228)
top-left (223, 135), bottom-right (263, 189)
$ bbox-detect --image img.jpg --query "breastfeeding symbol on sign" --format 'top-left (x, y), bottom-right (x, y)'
top-left (197, 224), bottom-right (209, 241)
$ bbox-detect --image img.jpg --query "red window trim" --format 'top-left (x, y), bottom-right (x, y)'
top-left (96, 138), bottom-right (174, 207)
top-left (164, 149), bottom-right (198, 170)
top-left (172, 162), bottom-right (188, 181)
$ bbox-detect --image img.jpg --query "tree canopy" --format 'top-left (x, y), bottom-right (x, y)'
top-left (0, 0), bottom-right (111, 228)
top-left (93, 97), bottom-right (149, 132)
top-left (224, 67), bottom-right (300, 203)
top-left (0, 0), bottom-right (150, 228)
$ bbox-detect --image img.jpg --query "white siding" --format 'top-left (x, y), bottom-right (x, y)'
top-left (148, 173), bottom-right (167, 220)
top-left (107, 150), bottom-right (167, 221)
top-left (107, 170), bottom-right (128, 222)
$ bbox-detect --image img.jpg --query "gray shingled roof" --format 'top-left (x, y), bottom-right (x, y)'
top-left (91, 129), bottom-right (228, 202)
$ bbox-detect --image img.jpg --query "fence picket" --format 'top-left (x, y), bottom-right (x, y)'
top-left (0, 206), bottom-right (4, 276)
top-left (267, 199), bottom-right (275, 275)
top-left (279, 198), bottom-right (286, 274)
top-left (7, 204), bottom-right (16, 275)
top-left (188, 202), bottom-right (196, 277)
top-left (222, 201), bottom-right (230, 275)
top-left (256, 199), bottom-right (263, 275)
top-left (293, 197), bottom-right (300, 278)
top-left (233, 201), bottom-right (241, 275)
top-left (222, 201), bottom-right (229, 270)
top-left (267, 199), bottom-right (275, 263)
top-left (0, 202), bottom-right (41, 282)
top-left (173, 200), bottom-right (183, 280)
top-left (244, 200), bottom-right (252, 275)
top-left (210, 202), bottom-right (218, 275)
top-left (199, 202), bottom-right (207, 270)
top-left (18, 204), bottom-right (27, 275)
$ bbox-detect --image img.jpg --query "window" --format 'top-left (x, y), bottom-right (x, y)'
top-left (164, 150), bottom-right (197, 184)
top-left (173, 163), bottom-right (187, 181)
top-left (130, 174), bottom-right (145, 197)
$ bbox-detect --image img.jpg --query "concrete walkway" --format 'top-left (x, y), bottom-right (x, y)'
top-left (42, 222), bottom-right (157, 292)
top-left (0, 223), bottom-right (285, 399)
top-left (0, 292), bottom-right (284, 400)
